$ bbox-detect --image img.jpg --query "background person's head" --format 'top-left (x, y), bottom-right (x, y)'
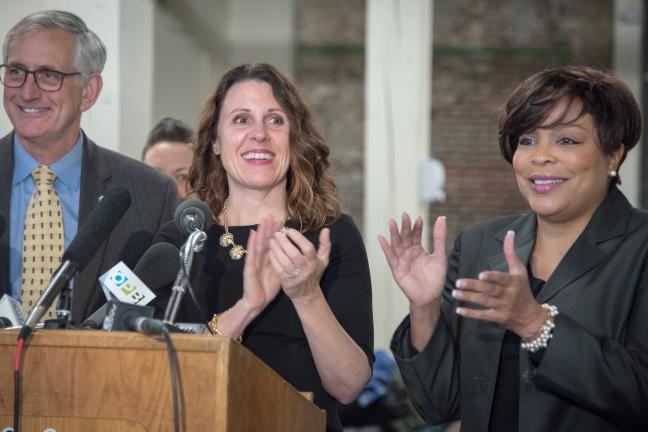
top-left (190, 63), bottom-right (340, 230)
top-left (498, 66), bottom-right (642, 224)
top-left (1, 10), bottom-right (105, 156)
top-left (143, 117), bottom-right (194, 201)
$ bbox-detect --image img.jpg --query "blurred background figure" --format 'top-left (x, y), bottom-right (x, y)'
top-left (339, 349), bottom-right (461, 432)
top-left (142, 117), bottom-right (194, 201)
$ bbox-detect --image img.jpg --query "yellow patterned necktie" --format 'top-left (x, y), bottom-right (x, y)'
top-left (20, 165), bottom-right (64, 319)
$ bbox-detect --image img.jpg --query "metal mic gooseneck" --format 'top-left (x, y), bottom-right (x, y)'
top-left (163, 229), bottom-right (207, 324)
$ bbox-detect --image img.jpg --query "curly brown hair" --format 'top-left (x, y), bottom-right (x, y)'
top-left (188, 63), bottom-right (341, 231)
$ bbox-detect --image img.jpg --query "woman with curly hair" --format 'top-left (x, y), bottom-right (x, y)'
top-left (155, 63), bottom-right (373, 431)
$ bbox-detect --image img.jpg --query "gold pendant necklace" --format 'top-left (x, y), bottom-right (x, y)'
top-left (219, 197), bottom-right (287, 261)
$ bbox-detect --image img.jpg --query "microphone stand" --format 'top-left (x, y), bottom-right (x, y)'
top-left (163, 229), bottom-right (207, 324)
top-left (19, 260), bottom-right (79, 339)
top-left (43, 283), bottom-right (74, 329)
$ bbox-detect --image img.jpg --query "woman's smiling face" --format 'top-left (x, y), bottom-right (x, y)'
top-left (213, 80), bottom-right (291, 196)
top-left (512, 97), bottom-right (623, 224)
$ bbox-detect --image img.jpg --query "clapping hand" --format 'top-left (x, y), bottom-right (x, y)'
top-left (452, 231), bottom-right (546, 338)
top-left (269, 227), bottom-right (331, 302)
top-left (378, 213), bottom-right (447, 310)
top-left (242, 217), bottom-right (284, 313)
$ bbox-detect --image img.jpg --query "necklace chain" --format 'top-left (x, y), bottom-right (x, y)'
top-left (219, 197), bottom-right (287, 260)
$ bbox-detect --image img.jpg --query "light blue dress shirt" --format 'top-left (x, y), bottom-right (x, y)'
top-left (9, 134), bottom-right (82, 299)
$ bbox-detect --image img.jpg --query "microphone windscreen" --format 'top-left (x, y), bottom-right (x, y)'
top-left (0, 317), bottom-right (12, 328)
top-left (0, 212), bottom-right (6, 238)
top-left (133, 242), bottom-right (181, 292)
top-left (174, 198), bottom-right (213, 234)
top-left (63, 187), bottom-right (132, 268)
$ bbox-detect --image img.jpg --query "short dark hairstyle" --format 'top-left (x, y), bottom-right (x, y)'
top-left (499, 66), bottom-right (642, 183)
top-left (142, 117), bottom-right (193, 160)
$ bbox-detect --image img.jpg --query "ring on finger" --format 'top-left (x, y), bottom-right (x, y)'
top-left (286, 267), bottom-right (301, 278)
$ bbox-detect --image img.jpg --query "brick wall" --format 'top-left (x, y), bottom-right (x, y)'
top-left (295, 0), bottom-right (366, 229)
top-left (430, 0), bottom-right (612, 244)
top-left (295, 0), bottom-right (612, 245)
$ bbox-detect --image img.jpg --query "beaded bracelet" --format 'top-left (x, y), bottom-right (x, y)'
top-left (521, 303), bottom-right (559, 353)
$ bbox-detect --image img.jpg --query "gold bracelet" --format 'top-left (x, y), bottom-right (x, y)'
top-left (207, 312), bottom-right (243, 343)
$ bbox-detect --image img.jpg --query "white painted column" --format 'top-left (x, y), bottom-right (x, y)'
top-left (0, 0), bottom-right (155, 159)
top-left (613, 0), bottom-right (643, 206)
top-left (152, 0), bottom-right (227, 129)
top-left (364, 0), bottom-right (434, 349)
top-left (117, 0), bottom-right (154, 159)
top-left (226, 0), bottom-right (295, 77)
top-left (152, 0), bottom-right (294, 130)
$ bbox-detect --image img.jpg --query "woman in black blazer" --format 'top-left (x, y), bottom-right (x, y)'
top-left (382, 66), bottom-right (648, 431)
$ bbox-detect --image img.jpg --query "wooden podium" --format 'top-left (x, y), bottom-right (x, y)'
top-left (0, 329), bottom-right (325, 431)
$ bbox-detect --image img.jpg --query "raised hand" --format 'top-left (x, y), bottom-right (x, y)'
top-left (378, 213), bottom-right (447, 309)
top-left (242, 217), bottom-right (283, 313)
top-left (268, 227), bottom-right (330, 302)
top-left (452, 231), bottom-right (546, 338)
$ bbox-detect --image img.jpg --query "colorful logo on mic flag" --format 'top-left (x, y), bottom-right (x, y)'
top-left (99, 261), bottom-right (156, 305)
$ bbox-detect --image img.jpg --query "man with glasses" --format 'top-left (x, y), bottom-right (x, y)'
top-left (0, 10), bottom-right (177, 324)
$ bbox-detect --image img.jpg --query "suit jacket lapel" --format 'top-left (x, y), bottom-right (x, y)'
top-left (485, 188), bottom-right (629, 303)
top-left (537, 187), bottom-right (629, 302)
top-left (0, 133), bottom-right (14, 294)
top-left (468, 214), bottom-right (537, 394)
top-left (72, 133), bottom-right (112, 321)
top-left (487, 212), bottom-right (537, 273)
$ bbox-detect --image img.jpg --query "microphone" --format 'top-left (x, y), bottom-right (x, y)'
top-left (134, 242), bottom-right (182, 291)
top-left (101, 300), bottom-right (155, 332)
top-left (127, 242), bottom-right (205, 335)
top-left (64, 187), bottom-right (132, 267)
top-left (99, 241), bottom-right (205, 335)
top-left (81, 242), bottom-right (181, 329)
top-left (174, 198), bottom-right (213, 234)
top-left (163, 199), bottom-right (212, 324)
top-left (129, 315), bottom-right (167, 335)
top-left (21, 187), bottom-right (132, 333)
top-left (103, 300), bottom-right (182, 335)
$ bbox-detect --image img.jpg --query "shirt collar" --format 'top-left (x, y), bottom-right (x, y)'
top-left (12, 133), bottom-right (84, 191)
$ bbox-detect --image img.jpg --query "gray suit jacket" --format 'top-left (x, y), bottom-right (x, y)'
top-left (0, 132), bottom-right (177, 323)
top-left (391, 187), bottom-right (648, 432)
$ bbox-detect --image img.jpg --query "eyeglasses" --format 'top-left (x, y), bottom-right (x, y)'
top-left (0, 64), bottom-right (81, 92)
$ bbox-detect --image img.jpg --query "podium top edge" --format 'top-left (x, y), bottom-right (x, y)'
top-left (0, 329), bottom-right (235, 352)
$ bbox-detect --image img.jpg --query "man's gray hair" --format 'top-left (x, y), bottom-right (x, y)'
top-left (2, 10), bottom-right (106, 82)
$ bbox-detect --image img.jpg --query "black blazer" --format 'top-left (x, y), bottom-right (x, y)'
top-left (0, 132), bottom-right (177, 323)
top-left (391, 187), bottom-right (648, 432)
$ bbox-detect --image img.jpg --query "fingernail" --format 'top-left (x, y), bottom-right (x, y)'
top-left (507, 230), bottom-right (515, 238)
top-left (455, 279), bottom-right (464, 289)
top-left (452, 289), bottom-right (462, 299)
top-left (478, 272), bottom-right (486, 281)
top-left (456, 307), bottom-right (464, 315)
